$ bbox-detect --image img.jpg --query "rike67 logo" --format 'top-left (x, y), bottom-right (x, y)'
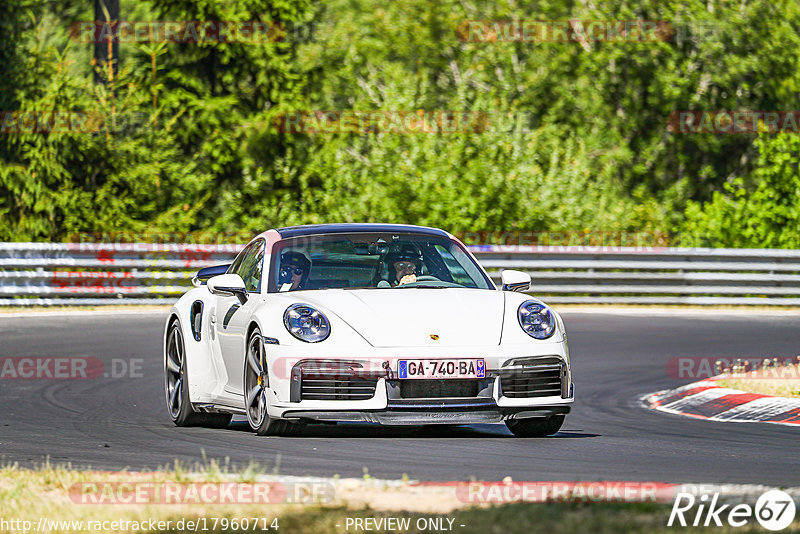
top-left (668, 490), bottom-right (796, 531)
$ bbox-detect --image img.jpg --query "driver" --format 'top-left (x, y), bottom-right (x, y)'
top-left (279, 251), bottom-right (310, 291)
top-left (383, 244), bottom-right (424, 286)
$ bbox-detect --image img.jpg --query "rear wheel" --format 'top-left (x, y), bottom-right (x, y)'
top-left (165, 320), bottom-right (232, 428)
top-left (505, 415), bottom-right (564, 437)
top-left (244, 328), bottom-right (303, 436)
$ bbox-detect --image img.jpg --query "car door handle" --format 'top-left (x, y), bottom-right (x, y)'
top-left (210, 313), bottom-right (217, 324)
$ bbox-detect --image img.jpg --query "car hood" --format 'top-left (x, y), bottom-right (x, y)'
top-left (296, 288), bottom-right (505, 347)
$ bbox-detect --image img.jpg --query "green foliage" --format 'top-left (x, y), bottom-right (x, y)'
top-left (0, 20), bottom-right (214, 240)
top-left (680, 132), bottom-right (800, 248)
top-left (1, 0), bottom-right (800, 246)
top-left (0, 0), bottom-right (312, 240)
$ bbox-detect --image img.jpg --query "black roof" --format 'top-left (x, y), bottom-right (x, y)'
top-left (276, 223), bottom-right (449, 239)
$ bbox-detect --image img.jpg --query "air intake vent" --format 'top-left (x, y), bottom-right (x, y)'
top-left (498, 356), bottom-right (566, 398)
top-left (300, 375), bottom-right (379, 401)
top-left (290, 360), bottom-right (383, 402)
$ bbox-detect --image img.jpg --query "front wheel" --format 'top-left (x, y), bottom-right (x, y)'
top-left (165, 320), bottom-right (232, 428)
top-left (244, 328), bottom-right (303, 436)
top-left (505, 415), bottom-right (564, 437)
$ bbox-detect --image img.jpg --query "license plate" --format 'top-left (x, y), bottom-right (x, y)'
top-left (397, 359), bottom-right (485, 379)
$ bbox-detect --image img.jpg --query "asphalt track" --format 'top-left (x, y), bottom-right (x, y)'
top-left (1, 310), bottom-right (798, 485)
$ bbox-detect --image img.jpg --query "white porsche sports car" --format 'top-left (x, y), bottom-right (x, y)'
top-left (164, 224), bottom-right (574, 437)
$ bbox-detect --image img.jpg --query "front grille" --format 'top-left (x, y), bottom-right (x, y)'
top-left (399, 379), bottom-right (479, 399)
top-left (498, 357), bottom-right (565, 398)
top-left (300, 374), bottom-right (379, 401)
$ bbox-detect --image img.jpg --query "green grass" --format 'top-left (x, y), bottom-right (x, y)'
top-left (715, 364), bottom-right (800, 398)
top-left (2, 462), bottom-right (799, 533)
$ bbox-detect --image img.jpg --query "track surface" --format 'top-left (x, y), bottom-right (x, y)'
top-left (1, 310), bottom-right (798, 484)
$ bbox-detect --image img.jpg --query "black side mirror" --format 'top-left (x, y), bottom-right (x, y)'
top-left (192, 264), bottom-right (231, 286)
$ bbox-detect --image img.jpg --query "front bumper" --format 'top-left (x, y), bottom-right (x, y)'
top-left (273, 379), bottom-right (574, 425)
top-left (265, 342), bottom-right (574, 425)
top-left (281, 394), bottom-right (572, 425)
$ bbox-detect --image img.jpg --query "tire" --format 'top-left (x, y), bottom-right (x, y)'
top-left (165, 320), bottom-right (232, 428)
top-left (244, 327), bottom-right (304, 436)
top-left (505, 415), bottom-right (565, 437)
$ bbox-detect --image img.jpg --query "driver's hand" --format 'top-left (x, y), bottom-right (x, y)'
top-left (398, 274), bottom-right (417, 286)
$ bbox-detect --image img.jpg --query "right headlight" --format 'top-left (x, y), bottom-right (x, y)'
top-left (517, 300), bottom-right (556, 340)
top-left (283, 304), bottom-right (330, 343)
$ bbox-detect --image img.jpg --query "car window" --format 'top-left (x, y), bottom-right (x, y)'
top-left (268, 233), bottom-right (494, 292)
top-left (433, 244), bottom-right (479, 287)
top-left (227, 243), bottom-right (250, 275)
top-left (235, 240), bottom-right (266, 293)
top-left (276, 240), bottom-right (379, 291)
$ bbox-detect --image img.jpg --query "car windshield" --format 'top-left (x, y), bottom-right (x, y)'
top-left (268, 233), bottom-right (494, 292)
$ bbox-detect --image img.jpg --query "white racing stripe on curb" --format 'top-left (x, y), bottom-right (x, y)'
top-left (660, 388), bottom-right (741, 412)
top-left (711, 396), bottom-right (800, 422)
top-left (647, 381), bottom-right (717, 404)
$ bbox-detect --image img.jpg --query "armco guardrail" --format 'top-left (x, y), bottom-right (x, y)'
top-left (0, 243), bottom-right (241, 306)
top-left (3, 242), bottom-right (800, 306)
top-left (474, 245), bottom-right (800, 305)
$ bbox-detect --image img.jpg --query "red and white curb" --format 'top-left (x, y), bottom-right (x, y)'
top-left (644, 378), bottom-right (800, 426)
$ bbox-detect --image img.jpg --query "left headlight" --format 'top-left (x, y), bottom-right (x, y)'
top-left (517, 300), bottom-right (556, 340)
top-left (283, 304), bottom-right (331, 343)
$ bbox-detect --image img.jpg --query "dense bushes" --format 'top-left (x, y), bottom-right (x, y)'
top-left (680, 133), bottom-right (800, 248)
top-left (1, 0), bottom-right (800, 246)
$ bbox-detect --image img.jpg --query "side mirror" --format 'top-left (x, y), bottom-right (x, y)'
top-left (207, 274), bottom-right (248, 304)
top-left (192, 264), bottom-right (231, 287)
top-left (501, 270), bottom-right (531, 292)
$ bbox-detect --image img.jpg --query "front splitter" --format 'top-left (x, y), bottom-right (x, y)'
top-left (282, 405), bottom-right (570, 425)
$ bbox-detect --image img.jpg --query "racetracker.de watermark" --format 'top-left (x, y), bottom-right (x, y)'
top-left (447, 481), bottom-right (676, 504)
top-left (68, 21), bottom-right (315, 43)
top-left (0, 111), bottom-right (102, 134)
top-left (69, 481), bottom-right (333, 504)
top-left (668, 111), bottom-right (800, 134)
top-left (457, 20), bottom-right (673, 43)
top-left (0, 111), bottom-right (149, 135)
top-left (272, 110), bottom-right (491, 134)
top-left (666, 356), bottom-right (800, 380)
top-left (0, 358), bottom-right (142, 380)
top-left (457, 230), bottom-right (671, 251)
top-left (67, 231), bottom-right (252, 247)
